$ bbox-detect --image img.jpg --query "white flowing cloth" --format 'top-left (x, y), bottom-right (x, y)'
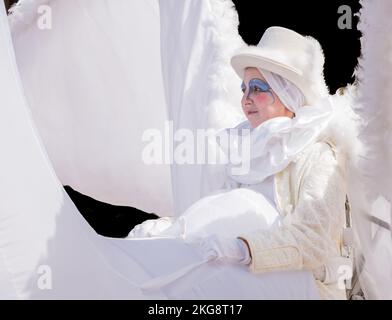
top-left (0, 0), bottom-right (321, 299)
top-left (8, 0), bottom-right (174, 216)
top-left (221, 98), bottom-right (334, 185)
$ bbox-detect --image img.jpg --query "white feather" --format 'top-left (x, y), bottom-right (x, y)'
top-left (345, 0), bottom-right (392, 300)
top-left (354, 0), bottom-right (392, 200)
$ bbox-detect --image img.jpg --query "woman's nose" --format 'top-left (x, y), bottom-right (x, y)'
top-left (242, 93), bottom-right (252, 105)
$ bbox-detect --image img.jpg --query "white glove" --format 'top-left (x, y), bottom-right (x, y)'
top-left (196, 234), bottom-right (251, 265)
top-left (127, 217), bottom-right (175, 238)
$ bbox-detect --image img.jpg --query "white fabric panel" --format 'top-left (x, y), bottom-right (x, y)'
top-left (159, 0), bottom-right (245, 215)
top-left (10, 0), bottom-right (173, 216)
top-left (0, 0), bottom-right (155, 298)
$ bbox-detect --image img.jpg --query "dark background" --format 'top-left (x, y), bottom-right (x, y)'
top-left (4, 0), bottom-right (361, 237)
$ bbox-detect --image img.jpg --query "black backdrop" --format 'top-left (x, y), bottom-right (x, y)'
top-left (4, 0), bottom-right (361, 237)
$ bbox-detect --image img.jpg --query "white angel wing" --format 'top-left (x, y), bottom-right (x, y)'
top-left (346, 0), bottom-right (392, 300)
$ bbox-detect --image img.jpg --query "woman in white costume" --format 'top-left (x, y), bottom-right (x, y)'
top-left (129, 27), bottom-right (349, 300)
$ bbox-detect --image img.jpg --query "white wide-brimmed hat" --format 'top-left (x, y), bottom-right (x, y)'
top-left (231, 26), bottom-right (329, 105)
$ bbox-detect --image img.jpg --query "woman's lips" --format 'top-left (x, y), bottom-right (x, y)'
top-left (247, 110), bottom-right (258, 115)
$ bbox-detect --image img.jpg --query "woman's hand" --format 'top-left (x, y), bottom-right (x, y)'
top-left (195, 234), bottom-right (251, 265)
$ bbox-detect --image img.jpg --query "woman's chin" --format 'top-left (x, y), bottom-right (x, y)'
top-left (248, 118), bottom-right (265, 129)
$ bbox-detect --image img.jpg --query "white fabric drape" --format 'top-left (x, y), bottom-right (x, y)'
top-left (10, 0), bottom-right (173, 216)
top-left (159, 0), bottom-right (245, 215)
top-left (10, 0), bottom-right (246, 217)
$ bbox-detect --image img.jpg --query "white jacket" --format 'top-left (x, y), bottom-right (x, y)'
top-left (239, 140), bottom-right (348, 299)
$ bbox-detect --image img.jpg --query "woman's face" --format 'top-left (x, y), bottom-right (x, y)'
top-left (241, 67), bottom-right (294, 128)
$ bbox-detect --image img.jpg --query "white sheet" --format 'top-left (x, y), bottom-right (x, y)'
top-left (10, 0), bottom-right (173, 216)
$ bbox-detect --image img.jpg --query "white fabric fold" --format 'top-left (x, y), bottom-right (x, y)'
top-left (221, 96), bottom-right (335, 185)
top-left (139, 259), bottom-right (210, 292)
